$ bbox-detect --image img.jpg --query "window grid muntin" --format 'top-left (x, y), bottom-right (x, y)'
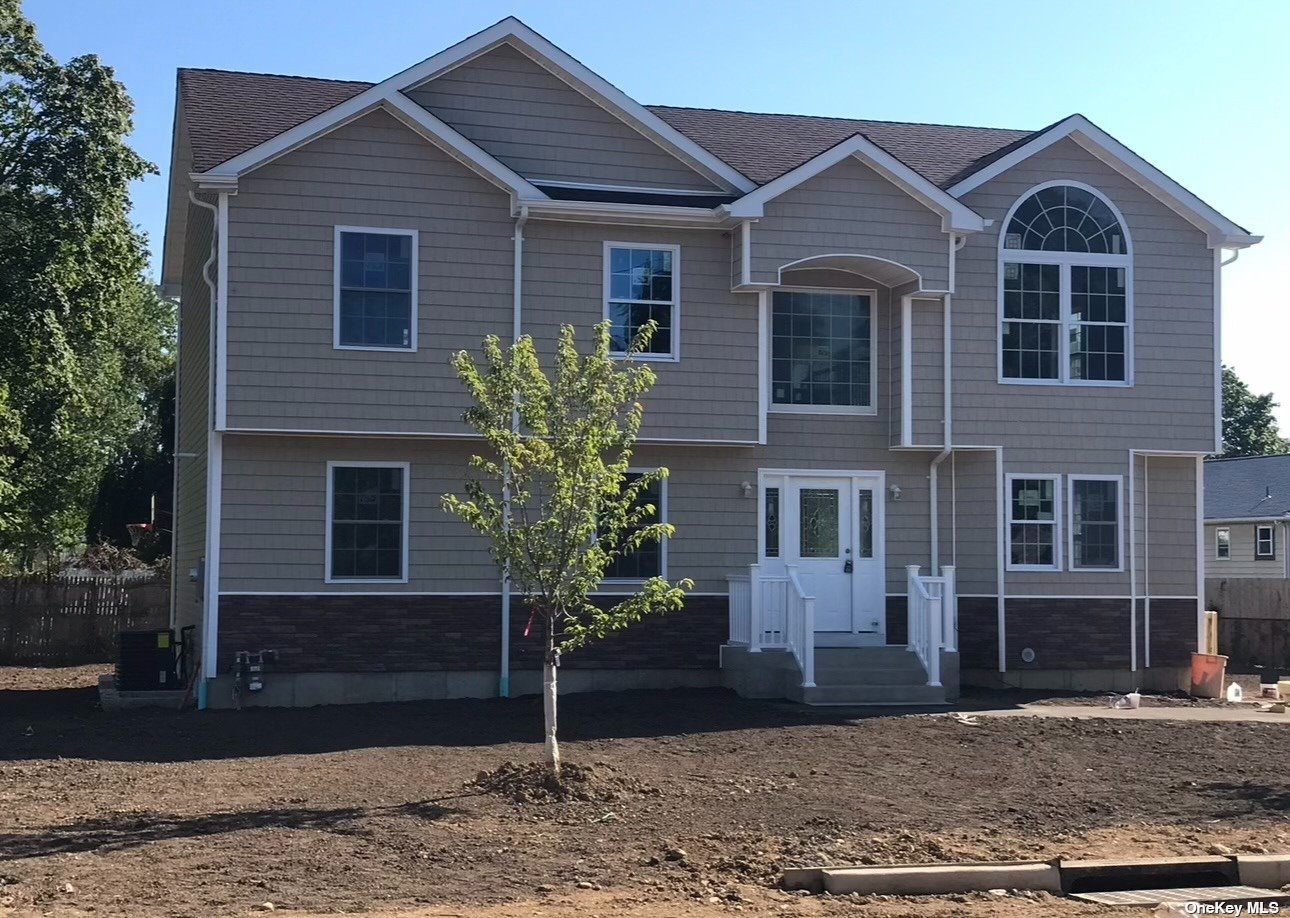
top-left (606, 246), bottom-right (676, 356)
top-left (337, 230), bottom-right (414, 349)
top-left (1003, 183), bottom-right (1126, 255)
top-left (604, 472), bottom-right (663, 579)
top-left (771, 291), bottom-right (873, 408)
top-left (999, 185), bottom-right (1131, 387)
top-left (1256, 525), bottom-right (1276, 560)
top-left (329, 464), bottom-right (405, 580)
top-left (1071, 477), bottom-right (1121, 570)
top-left (1007, 476), bottom-right (1059, 570)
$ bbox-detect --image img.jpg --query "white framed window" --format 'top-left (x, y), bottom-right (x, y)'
top-left (998, 182), bottom-right (1132, 387)
top-left (768, 289), bottom-right (876, 415)
top-left (603, 243), bottom-right (679, 360)
top-left (602, 469), bottom-right (667, 581)
top-left (1068, 475), bottom-right (1124, 571)
top-left (325, 461), bottom-right (410, 583)
top-left (1256, 524), bottom-right (1277, 560)
top-left (1006, 474), bottom-right (1062, 571)
top-left (334, 226), bottom-right (418, 351)
top-left (1215, 527), bottom-right (1231, 560)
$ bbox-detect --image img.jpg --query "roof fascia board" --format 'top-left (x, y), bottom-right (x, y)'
top-left (723, 135), bottom-right (986, 233)
top-left (947, 115), bottom-right (1260, 249)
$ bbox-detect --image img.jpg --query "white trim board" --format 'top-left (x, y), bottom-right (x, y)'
top-left (221, 427), bottom-right (759, 446)
top-left (947, 114), bottom-right (1260, 250)
top-left (722, 134), bottom-right (985, 234)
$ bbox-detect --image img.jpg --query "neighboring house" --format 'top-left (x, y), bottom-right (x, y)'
top-left (1205, 455), bottom-right (1290, 580)
top-left (162, 18), bottom-right (1260, 707)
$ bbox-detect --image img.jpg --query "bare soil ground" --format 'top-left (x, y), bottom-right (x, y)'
top-left (1, 666), bottom-right (1288, 917)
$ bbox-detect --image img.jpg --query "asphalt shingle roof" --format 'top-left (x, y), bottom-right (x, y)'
top-left (1204, 455), bottom-right (1290, 520)
top-left (177, 67), bottom-right (1038, 189)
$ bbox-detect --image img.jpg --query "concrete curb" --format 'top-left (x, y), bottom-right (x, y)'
top-left (782, 854), bottom-right (1290, 897)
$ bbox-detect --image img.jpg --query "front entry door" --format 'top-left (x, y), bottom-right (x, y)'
top-left (763, 472), bottom-right (885, 643)
top-left (788, 478), bottom-right (852, 631)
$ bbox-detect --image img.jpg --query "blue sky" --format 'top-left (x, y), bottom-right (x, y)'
top-left (25, 0), bottom-right (1290, 427)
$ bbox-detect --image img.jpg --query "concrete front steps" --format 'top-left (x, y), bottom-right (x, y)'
top-left (720, 644), bottom-right (957, 706)
top-left (793, 647), bottom-right (948, 706)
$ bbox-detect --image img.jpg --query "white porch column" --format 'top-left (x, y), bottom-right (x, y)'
top-left (941, 565), bottom-right (957, 653)
top-left (748, 562), bottom-right (762, 652)
top-left (905, 564), bottom-right (919, 652)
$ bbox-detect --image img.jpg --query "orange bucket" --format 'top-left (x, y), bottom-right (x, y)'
top-left (1190, 652), bottom-right (1228, 699)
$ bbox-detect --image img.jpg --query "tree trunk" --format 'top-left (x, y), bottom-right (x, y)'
top-left (543, 622), bottom-right (560, 775)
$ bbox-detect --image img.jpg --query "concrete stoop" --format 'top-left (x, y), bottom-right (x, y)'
top-left (721, 644), bottom-right (956, 706)
top-left (783, 854), bottom-right (1290, 908)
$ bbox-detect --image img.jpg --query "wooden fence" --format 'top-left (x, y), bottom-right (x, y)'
top-left (0, 574), bottom-right (169, 665)
top-left (1207, 578), bottom-right (1290, 672)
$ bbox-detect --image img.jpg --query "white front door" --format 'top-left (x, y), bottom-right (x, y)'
top-left (762, 471), bottom-right (886, 642)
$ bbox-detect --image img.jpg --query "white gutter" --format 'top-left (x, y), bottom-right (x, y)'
top-left (499, 205), bottom-right (528, 698)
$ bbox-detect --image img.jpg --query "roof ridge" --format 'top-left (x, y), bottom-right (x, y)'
top-left (645, 103), bottom-right (1033, 135)
top-left (179, 67), bottom-right (374, 87)
top-left (1205, 453), bottom-right (1290, 463)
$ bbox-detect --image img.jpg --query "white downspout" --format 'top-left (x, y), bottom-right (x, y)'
top-left (929, 235), bottom-right (964, 573)
top-left (500, 205), bottom-right (528, 698)
top-left (1128, 449), bottom-right (1137, 673)
top-left (187, 190), bottom-right (219, 710)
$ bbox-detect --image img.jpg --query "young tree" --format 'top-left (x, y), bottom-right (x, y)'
top-left (443, 321), bottom-right (691, 773)
top-left (1221, 365), bottom-right (1288, 458)
top-left (0, 1), bottom-right (173, 567)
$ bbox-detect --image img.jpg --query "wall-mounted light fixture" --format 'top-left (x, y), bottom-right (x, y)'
top-left (740, 481), bottom-right (753, 497)
top-left (888, 484), bottom-right (903, 501)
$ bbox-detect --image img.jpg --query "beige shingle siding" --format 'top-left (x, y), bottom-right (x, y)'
top-left (911, 299), bottom-right (944, 445)
top-left (223, 110), bottom-right (515, 434)
top-left (173, 199), bottom-right (213, 637)
top-left (1205, 522), bottom-right (1288, 579)
top-left (404, 44), bottom-right (721, 191)
top-left (522, 221), bottom-right (759, 442)
top-left (749, 157), bottom-right (950, 290)
top-left (955, 138), bottom-right (1215, 452)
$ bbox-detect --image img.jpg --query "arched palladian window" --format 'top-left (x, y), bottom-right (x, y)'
top-left (999, 182), bottom-right (1131, 385)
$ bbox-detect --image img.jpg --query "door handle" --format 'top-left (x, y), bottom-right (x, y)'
top-left (843, 559), bottom-right (854, 574)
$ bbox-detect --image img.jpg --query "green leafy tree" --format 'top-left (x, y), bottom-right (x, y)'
top-left (1221, 365), bottom-right (1288, 458)
top-left (443, 321), bottom-right (691, 773)
top-left (0, 1), bottom-right (173, 568)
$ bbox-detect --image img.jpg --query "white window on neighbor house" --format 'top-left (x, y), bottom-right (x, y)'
top-left (334, 227), bottom-right (417, 350)
top-left (1215, 527), bottom-right (1231, 560)
top-left (1000, 182), bottom-right (1131, 386)
top-left (604, 243), bottom-right (679, 359)
top-left (769, 290), bottom-right (875, 413)
top-left (1069, 476), bottom-right (1123, 571)
top-left (1006, 475), bottom-right (1061, 571)
top-left (602, 471), bottom-right (666, 580)
top-left (326, 462), bottom-right (410, 583)
top-left (1256, 524), bottom-right (1277, 560)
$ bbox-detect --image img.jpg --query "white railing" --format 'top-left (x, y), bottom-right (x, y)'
top-left (784, 566), bottom-right (816, 688)
top-left (725, 563), bottom-right (814, 687)
top-left (905, 565), bottom-right (957, 687)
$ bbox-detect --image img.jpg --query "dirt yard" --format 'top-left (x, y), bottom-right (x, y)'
top-left (1, 666), bottom-right (1287, 917)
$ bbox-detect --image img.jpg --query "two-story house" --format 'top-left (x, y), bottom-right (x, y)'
top-left (162, 18), bottom-right (1259, 708)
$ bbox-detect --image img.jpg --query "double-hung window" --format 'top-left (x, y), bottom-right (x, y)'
top-left (604, 244), bottom-right (678, 359)
top-left (1000, 183), bottom-right (1131, 385)
top-left (603, 471), bottom-right (666, 580)
top-left (1006, 475), bottom-right (1061, 571)
top-left (326, 462), bottom-right (409, 582)
top-left (1256, 524), bottom-right (1277, 560)
top-left (1215, 527), bottom-right (1231, 560)
top-left (335, 227), bottom-right (417, 350)
top-left (770, 290), bottom-right (874, 413)
top-left (1069, 476), bottom-right (1122, 571)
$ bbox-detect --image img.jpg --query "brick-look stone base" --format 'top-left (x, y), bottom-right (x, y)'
top-left (218, 593), bottom-right (728, 676)
top-left (887, 595), bottom-right (1195, 673)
